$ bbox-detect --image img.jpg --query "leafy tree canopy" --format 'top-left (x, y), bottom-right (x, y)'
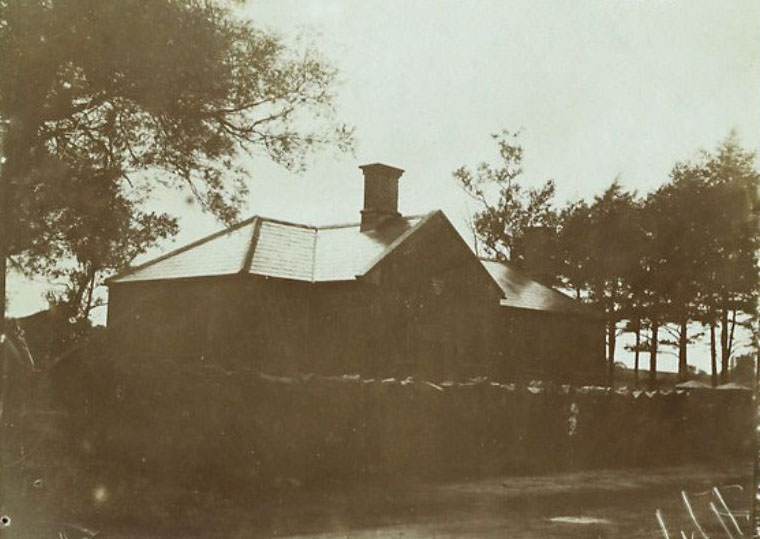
top-left (454, 130), bottom-right (558, 273)
top-left (1, 0), bottom-right (353, 323)
top-left (558, 182), bottom-right (642, 312)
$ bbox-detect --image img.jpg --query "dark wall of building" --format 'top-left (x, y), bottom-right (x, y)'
top-left (108, 276), bottom-right (312, 374)
top-left (494, 308), bottom-right (606, 384)
top-left (360, 212), bottom-right (505, 379)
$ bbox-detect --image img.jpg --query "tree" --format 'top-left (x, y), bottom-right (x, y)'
top-left (638, 186), bottom-right (681, 388)
top-left (622, 318), bottom-right (651, 388)
top-left (454, 130), bottom-right (559, 276)
top-left (556, 183), bottom-right (643, 386)
top-left (694, 135), bottom-right (759, 383)
top-left (614, 134), bottom-right (759, 388)
top-left (556, 199), bottom-right (593, 299)
top-left (641, 171), bottom-right (707, 382)
top-left (33, 172), bottom-right (179, 326)
top-left (1, 0), bottom-right (353, 328)
top-left (662, 134), bottom-right (759, 384)
top-left (730, 353), bottom-right (756, 387)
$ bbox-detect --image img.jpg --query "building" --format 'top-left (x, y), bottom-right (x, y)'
top-left (107, 163), bottom-right (605, 383)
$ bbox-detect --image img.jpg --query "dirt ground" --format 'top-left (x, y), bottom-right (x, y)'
top-left (25, 460), bottom-right (755, 538)
top-left (94, 460), bottom-right (753, 539)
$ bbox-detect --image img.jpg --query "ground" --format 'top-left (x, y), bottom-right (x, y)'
top-left (49, 460), bottom-right (751, 539)
top-left (3, 458), bottom-right (748, 538)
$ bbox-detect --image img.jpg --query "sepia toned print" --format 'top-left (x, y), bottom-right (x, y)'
top-left (1, 1), bottom-right (758, 537)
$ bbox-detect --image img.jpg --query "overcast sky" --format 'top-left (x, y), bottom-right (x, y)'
top-left (9, 0), bottom-right (759, 371)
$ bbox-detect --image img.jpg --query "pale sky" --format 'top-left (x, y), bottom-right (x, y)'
top-left (8, 0), bottom-right (760, 372)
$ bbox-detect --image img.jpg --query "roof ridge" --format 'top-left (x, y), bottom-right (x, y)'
top-left (256, 215), bottom-right (316, 229)
top-left (240, 217), bottom-right (263, 273)
top-left (316, 214), bottom-right (427, 230)
top-left (310, 223), bottom-right (318, 282)
top-left (106, 216), bottom-right (258, 284)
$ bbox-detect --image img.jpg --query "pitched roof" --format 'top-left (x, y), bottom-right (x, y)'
top-left (108, 213), bottom-right (428, 284)
top-left (480, 259), bottom-right (597, 317)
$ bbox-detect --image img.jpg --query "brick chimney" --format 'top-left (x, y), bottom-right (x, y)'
top-left (522, 226), bottom-right (556, 285)
top-left (359, 163), bottom-right (405, 231)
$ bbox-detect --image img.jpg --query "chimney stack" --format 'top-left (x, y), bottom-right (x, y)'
top-left (359, 163), bottom-right (405, 231)
top-left (521, 226), bottom-right (556, 285)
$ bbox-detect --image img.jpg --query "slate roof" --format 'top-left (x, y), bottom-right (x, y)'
top-left (109, 217), bottom-right (257, 283)
top-left (480, 259), bottom-right (597, 317)
top-left (108, 213), bottom-right (429, 284)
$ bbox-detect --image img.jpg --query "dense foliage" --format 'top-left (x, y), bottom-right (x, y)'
top-left (0, 0), bottom-right (352, 324)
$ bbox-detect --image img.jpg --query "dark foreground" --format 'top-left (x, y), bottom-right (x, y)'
top-left (26, 460), bottom-right (752, 539)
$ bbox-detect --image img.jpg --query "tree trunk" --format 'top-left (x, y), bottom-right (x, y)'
top-left (0, 117), bottom-right (34, 530)
top-left (727, 308), bottom-right (737, 364)
top-left (677, 318), bottom-right (688, 382)
top-left (709, 322), bottom-right (718, 388)
top-left (0, 114), bottom-right (8, 527)
top-left (78, 263), bottom-right (98, 324)
top-left (607, 319), bottom-right (616, 387)
top-left (649, 321), bottom-right (659, 389)
top-left (720, 302), bottom-right (729, 384)
top-left (84, 272), bottom-right (96, 321)
top-left (633, 320), bottom-right (641, 389)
